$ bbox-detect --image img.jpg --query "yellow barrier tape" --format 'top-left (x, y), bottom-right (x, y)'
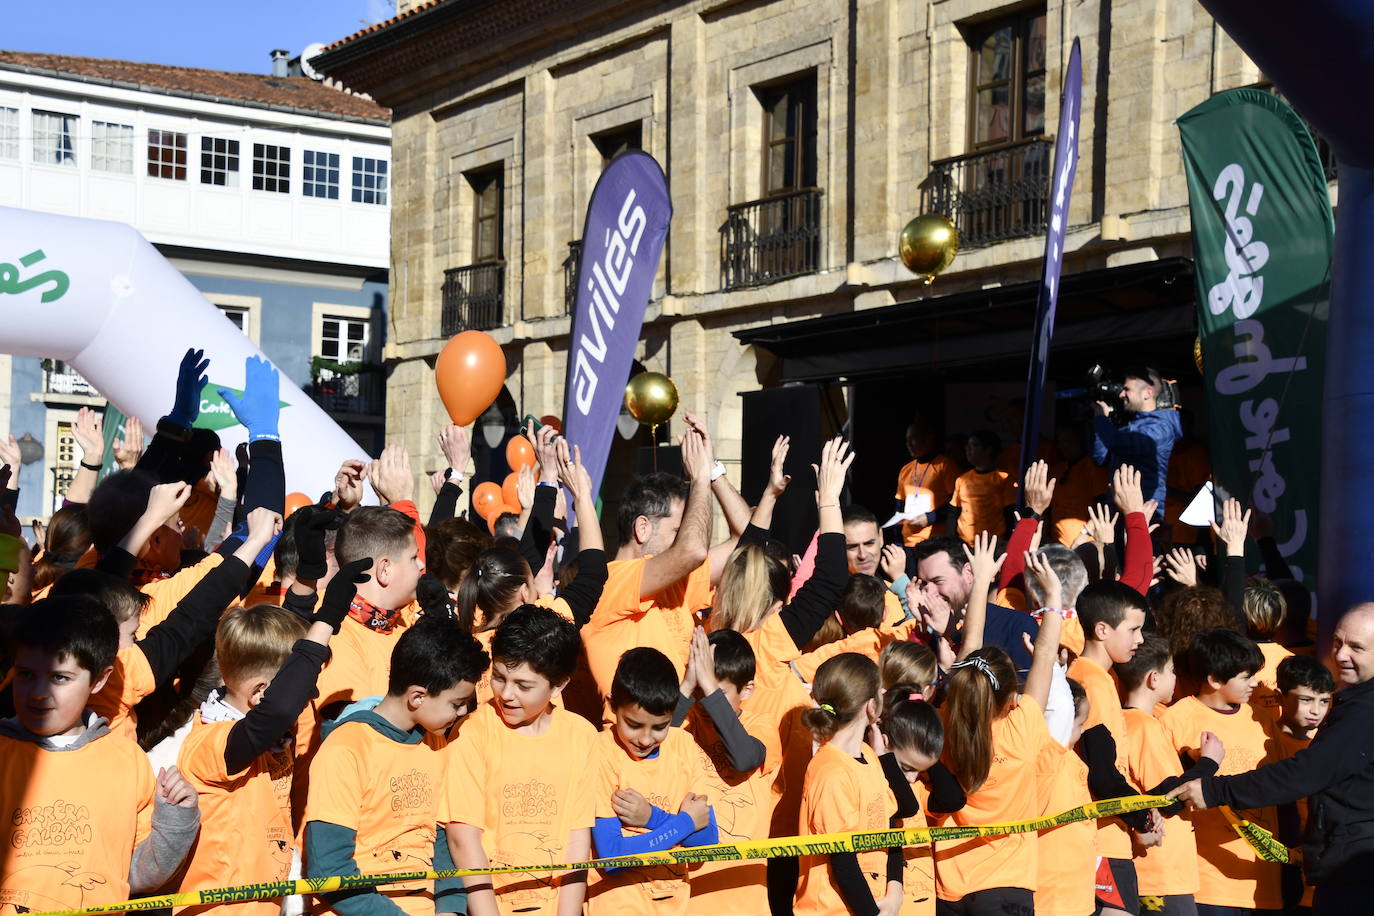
top-left (1218, 805), bottom-right (1298, 865)
top-left (17, 793), bottom-right (1255, 916)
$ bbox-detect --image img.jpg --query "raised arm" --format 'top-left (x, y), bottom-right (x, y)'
top-left (955, 532), bottom-right (1003, 662)
top-left (999, 460), bottom-right (1056, 590)
top-left (1020, 551), bottom-right (1063, 710)
top-left (554, 441), bottom-right (609, 627)
top-left (1112, 465), bottom-right (1156, 595)
top-left (638, 424), bottom-right (713, 598)
top-left (428, 424), bottom-right (471, 526)
top-left (65, 407), bottom-right (105, 505)
top-left (779, 437), bottom-right (855, 649)
top-left (739, 435), bottom-right (791, 548)
top-left (1211, 498), bottom-right (1252, 623)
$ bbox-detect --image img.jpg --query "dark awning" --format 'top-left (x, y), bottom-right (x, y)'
top-left (733, 257), bottom-right (1196, 383)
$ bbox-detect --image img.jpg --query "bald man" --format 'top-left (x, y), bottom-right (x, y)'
top-left (1170, 603), bottom-right (1374, 914)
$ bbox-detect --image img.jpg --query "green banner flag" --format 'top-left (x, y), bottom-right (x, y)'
top-left (1177, 88), bottom-right (1332, 584)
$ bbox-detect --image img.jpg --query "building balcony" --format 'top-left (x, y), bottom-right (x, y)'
top-left (720, 187), bottom-right (824, 290)
top-left (43, 361), bottom-right (97, 397)
top-left (921, 138), bottom-right (1053, 248)
top-left (441, 261), bottom-right (505, 335)
top-left (563, 239), bottom-right (583, 315)
top-left (307, 363), bottom-right (385, 417)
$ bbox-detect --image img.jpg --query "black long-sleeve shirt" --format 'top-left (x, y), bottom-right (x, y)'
top-left (671, 689), bottom-right (767, 773)
top-left (558, 548), bottom-right (608, 628)
top-left (222, 639), bottom-right (329, 774)
top-left (517, 485), bottom-right (557, 576)
top-left (829, 750), bottom-right (915, 915)
top-left (137, 556), bottom-right (253, 685)
top-left (428, 480), bottom-right (463, 528)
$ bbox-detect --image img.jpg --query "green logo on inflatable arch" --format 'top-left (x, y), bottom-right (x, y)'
top-left (193, 382), bottom-right (290, 432)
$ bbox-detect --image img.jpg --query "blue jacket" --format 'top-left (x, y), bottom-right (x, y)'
top-left (1091, 410), bottom-right (1182, 511)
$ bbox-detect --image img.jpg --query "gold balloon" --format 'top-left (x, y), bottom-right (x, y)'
top-left (1194, 335), bottom-right (1204, 375)
top-left (899, 213), bottom-right (959, 284)
top-left (625, 371), bottom-right (679, 428)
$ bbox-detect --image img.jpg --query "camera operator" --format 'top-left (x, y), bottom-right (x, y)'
top-left (1090, 367), bottom-right (1181, 519)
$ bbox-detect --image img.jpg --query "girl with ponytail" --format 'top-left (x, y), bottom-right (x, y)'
top-left (794, 653), bottom-right (921, 915)
top-left (932, 533), bottom-right (1062, 912)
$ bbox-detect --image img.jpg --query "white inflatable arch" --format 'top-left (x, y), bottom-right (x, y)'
top-left (0, 206), bottom-right (372, 494)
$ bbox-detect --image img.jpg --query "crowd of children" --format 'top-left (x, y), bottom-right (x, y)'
top-left (0, 349), bottom-right (1350, 916)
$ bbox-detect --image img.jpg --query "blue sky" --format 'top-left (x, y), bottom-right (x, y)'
top-left (4, 0), bottom-right (396, 73)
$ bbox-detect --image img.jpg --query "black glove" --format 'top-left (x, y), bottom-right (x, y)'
top-left (294, 506), bottom-right (343, 581)
top-left (316, 557), bottom-right (372, 633)
top-left (415, 573), bottom-right (454, 622)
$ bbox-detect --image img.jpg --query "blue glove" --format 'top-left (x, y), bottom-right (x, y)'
top-left (219, 356), bottom-right (280, 442)
top-left (167, 348), bottom-right (210, 429)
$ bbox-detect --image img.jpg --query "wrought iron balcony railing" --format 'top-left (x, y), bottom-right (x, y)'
top-left (441, 261), bottom-right (505, 335)
top-left (563, 239), bottom-right (582, 315)
top-left (920, 138), bottom-right (1053, 248)
top-left (720, 187), bottom-right (824, 290)
top-left (308, 365), bottom-right (385, 416)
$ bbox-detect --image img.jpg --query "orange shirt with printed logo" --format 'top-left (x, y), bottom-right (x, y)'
top-left (1122, 707), bottom-right (1200, 896)
top-left (897, 780), bottom-right (935, 916)
top-left (1160, 696), bottom-right (1283, 909)
top-left (305, 720), bottom-right (446, 916)
top-left (1066, 655), bottom-right (1136, 859)
top-left (0, 732), bottom-right (154, 915)
top-left (582, 558), bottom-right (712, 724)
top-left (951, 469), bottom-right (1015, 542)
top-left (934, 694), bottom-right (1052, 900)
top-left (177, 715), bottom-right (299, 916)
top-left (442, 702), bottom-right (598, 916)
top-left (586, 727), bottom-right (714, 916)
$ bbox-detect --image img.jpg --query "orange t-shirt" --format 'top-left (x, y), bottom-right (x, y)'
top-left (582, 557), bottom-right (712, 724)
top-left (1066, 655), bottom-right (1136, 859)
top-left (0, 731), bottom-right (154, 914)
top-left (738, 614), bottom-right (814, 837)
top-left (1160, 696), bottom-right (1283, 909)
top-left (951, 469), bottom-right (1014, 542)
top-left (586, 727), bottom-right (713, 915)
top-left (791, 620), bottom-right (917, 684)
top-left (1122, 706), bottom-right (1199, 896)
top-left (305, 718), bottom-right (446, 916)
top-left (89, 644), bottom-right (156, 742)
top-left (315, 615), bottom-right (409, 711)
top-left (794, 742), bottom-right (896, 916)
top-left (1034, 738), bottom-right (1095, 916)
top-left (896, 780), bottom-right (935, 916)
top-left (684, 703), bottom-right (780, 916)
top-left (934, 694), bottom-right (1051, 900)
top-left (136, 551), bottom-right (226, 640)
top-left (894, 456), bottom-right (958, 545)
top-left (1251, 641), bottom-right (1293, 722)
top-left (441, 702), bottom-right (598, 916)
top-left (176, 715), bottom-right (298, 916)
top-left (1276, 730), bottom-right (1314, 908)
top-left (1049, 458), bottom-right (1108, 546)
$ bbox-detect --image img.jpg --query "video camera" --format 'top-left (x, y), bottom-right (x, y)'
top-left (1084, 363), bottom-right (1181, 415)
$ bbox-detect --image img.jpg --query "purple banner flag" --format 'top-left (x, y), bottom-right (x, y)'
top-left (1018, 38), bottom-right (1082, 491)
top-left (561, 151), bottom-right (672, 501)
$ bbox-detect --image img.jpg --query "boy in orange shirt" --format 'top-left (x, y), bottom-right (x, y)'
top-left (175, 558), bottom-right (370, 916)
top-left (672, 627), bottom-right (774, 916)
top-left (950, 430), bottom-right (1015, 542)
top-left (1066, 580), bottom-right (1161, 916)
top-left (444, 606), bottom-right (598, 916)
top-left (588, 647), bottom-right (719, 915)
top-left (1273, 655), bottom-right (1334, 913)
top-left (305, 616), bottom-right (489, 916)
top-left (1116, 635), bottom-right (1225, 916)
top-left (0, 596), bottom-right (201, 914)
top-left (1160, 628), bottom-right (1284, 914)
top-left (315, 505), bottom-right (424, 716)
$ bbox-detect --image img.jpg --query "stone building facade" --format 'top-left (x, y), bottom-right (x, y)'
top-left (315, 0), bottom-right (1324, 531)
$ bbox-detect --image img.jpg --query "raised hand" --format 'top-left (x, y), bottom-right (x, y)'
top-left (146, 482), bottom-right (193, 525)
top-left (1112, 465), bottom-right (1145, 516)
top-left (1023, 459), bottom-right (1057, 517)
top-left (367, 444), bottom-right (414, 505)
top-left (1024, 549), bottom-right (1063, 611)
top-left (963, 531), bottom-right (1005, 585)
top-left (880, 543), bottom-right (906, 583)
top-left (767, 435), bottom-right (792, 497)
top-left (690, 626), bottom-right (719, 695)
top-left (209, 448), bottom-right (237, 500)
top-left (516, 464), bottom-right (535, 510)
top-left (316, 557), bottom-right (372, 632)
top-left (333, 459), bottom-right (366, 511)
top-left (168, 348), bottom-right (210, 429)
top-left (1084, 502), bottom-right (1119, 545)
top-left (1164, 547), bottom-right (1199, 587)
top-left (243, 506), bottom-right (284, 554)
top-left (0, 436), bottom-right (19, 476)
top-left (73, 407), bottom-right (104, 462)
top-left (219, 356), bottom-right (280, 442)
top-left (1210, 498), bottom-right (1251, 558)
top-left (295, 506), bottom-right (344, 581)
top-left (436, 423), bottom-right (472, 477)
top-left (680, 423), bottom-right (711, 482)
top-left (813, 436), bottom-right (855, 509)
top-left (112, 416), bottom-right (145, 470)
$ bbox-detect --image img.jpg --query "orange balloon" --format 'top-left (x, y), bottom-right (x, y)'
top-left (506, 435), bottom-right (536, 471)
top-left (435, 330), bottom-right (507, 426)
top-left (539, 414), bottom-right (562, 433)
top-left (472, 481), bottom-right (503, 521)
top-left (502, 472), bottom-right (520, 508)
top-left (488, 503), bottom-right (521, 535)
top-left (285, 492), bottom-right (312, 518)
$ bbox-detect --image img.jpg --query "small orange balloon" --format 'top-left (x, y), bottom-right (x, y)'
top-left (506, 435), bottom-right (536, 471)
top-left (539, 414), bottom-right (562, 433)
top-left (435, 330), bottom-right (507, 426)
top-left (472, 481), bottom-right (503, 521)
top-left (501, 472), bottom-right (520, 508)
top-left (285, 492), bottom-right (312, 518)
top-left (488, 503), bottom-right (521, 535)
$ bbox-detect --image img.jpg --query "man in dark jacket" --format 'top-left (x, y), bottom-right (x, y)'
top-left (1091, 368), bottom-right (1181, 517)
top-left (1170, 603), bottom-right (1374, 915)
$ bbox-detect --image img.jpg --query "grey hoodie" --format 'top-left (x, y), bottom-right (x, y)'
top-left (0, 710), bottom-right (201, 893)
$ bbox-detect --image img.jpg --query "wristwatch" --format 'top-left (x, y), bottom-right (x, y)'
top-left (709, 460), bottom-right (727, 482)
